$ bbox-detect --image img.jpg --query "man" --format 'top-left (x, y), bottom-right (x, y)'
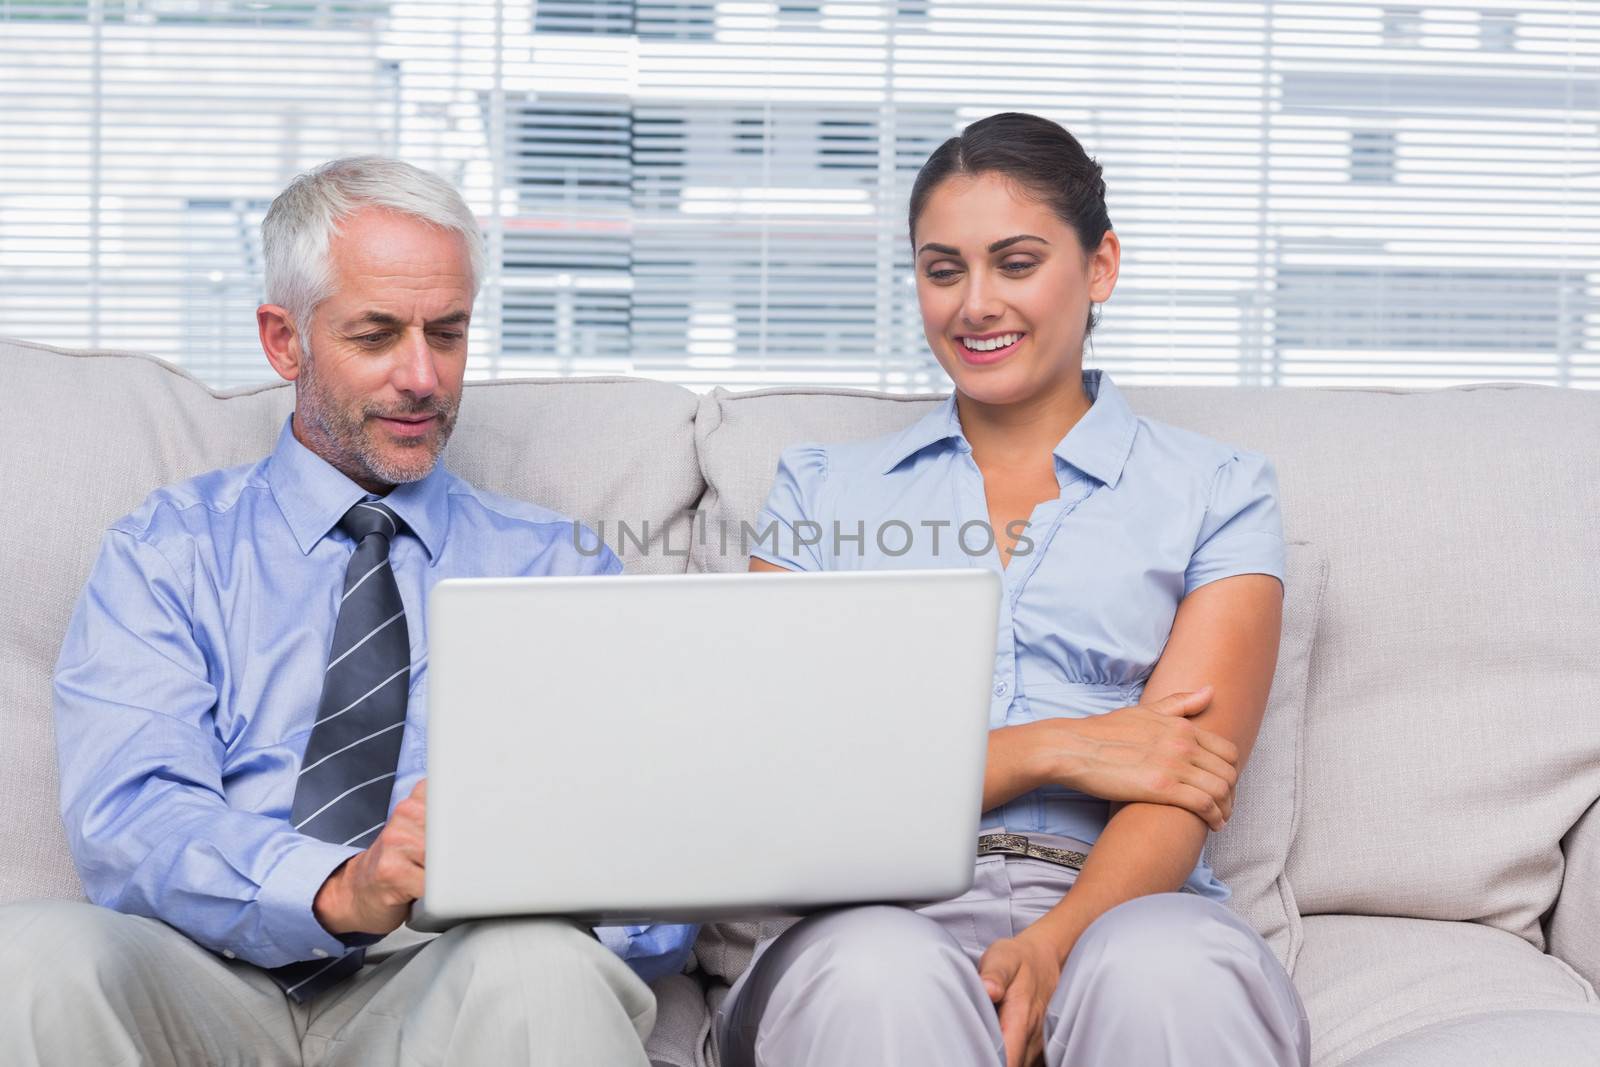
top-left (0, 158), bottom-right (695, 1065)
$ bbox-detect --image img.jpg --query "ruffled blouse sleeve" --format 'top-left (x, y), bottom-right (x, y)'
top-left (751, 444), bottom-right (829, 572)
top-left (1183, 449), bottom-right (1286, 596)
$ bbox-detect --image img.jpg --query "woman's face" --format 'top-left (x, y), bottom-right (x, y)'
top-left (913, 171), bottom-right (1119, 408)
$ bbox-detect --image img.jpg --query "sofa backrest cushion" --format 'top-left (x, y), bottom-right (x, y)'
top-left (1129, 382), bottom-right (1600, 954)
top-left (0, 338), bottom-right (703, 904)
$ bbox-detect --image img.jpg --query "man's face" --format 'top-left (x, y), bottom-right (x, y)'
top-left (292, 206), bottom-right (473, 492)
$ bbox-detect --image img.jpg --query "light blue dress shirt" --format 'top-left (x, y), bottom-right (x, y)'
top-left (54, 419), bottom-right (697, 983)
top-left (752, 370), bottom-right (1285, 900)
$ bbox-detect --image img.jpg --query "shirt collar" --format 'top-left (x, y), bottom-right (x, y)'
top-left (879, 369), bottom-right (1137, 490)
top-left (1052, 370), bottom-right (1137, 490)
top-left (877, 394), bottom-right (966, 475)
top-left (265, 417), bottom-right (452, 559)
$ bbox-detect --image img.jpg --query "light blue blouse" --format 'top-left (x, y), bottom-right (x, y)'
top-left (751, 370), bottom-right (1285, 900)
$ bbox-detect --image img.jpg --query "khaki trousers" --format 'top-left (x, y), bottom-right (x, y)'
top-left (0, 899), bottom-right (655, 1067)
top-left (716, 836), bottom-right (1311, 1067)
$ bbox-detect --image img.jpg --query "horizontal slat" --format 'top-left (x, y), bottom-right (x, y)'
top-left (2, 0), bottom-right (1597, 389)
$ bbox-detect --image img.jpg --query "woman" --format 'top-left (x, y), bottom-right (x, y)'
top-left (714, 113), bottom-right (1311, 1067)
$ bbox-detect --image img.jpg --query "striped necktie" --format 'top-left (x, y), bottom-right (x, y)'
top-left (271, 499), bottom-right (412, 1002)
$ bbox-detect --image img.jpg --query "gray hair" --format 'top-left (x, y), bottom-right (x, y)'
top-left (262, 156), bottom-right (486, 331)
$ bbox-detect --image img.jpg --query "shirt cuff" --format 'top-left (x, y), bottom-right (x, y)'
top-left (256, 837), bottom-right (365, 966)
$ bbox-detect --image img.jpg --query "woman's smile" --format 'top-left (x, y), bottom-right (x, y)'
top-left (954, 330), bottom-right (1026, 367)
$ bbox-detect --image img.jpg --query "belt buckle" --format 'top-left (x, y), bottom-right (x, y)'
top-left (976, 832), bottom-right (1088, 871)
top-left (976, 832), bottom-right (1032, 859)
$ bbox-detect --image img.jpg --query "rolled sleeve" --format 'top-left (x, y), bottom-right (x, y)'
top-left (1183, 450), bottom-right (1286, 596)
top-left (751, 444), bottom-right (828, 572)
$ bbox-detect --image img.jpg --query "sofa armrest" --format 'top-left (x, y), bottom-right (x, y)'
top-left (1547, 795), bottom-right (1600, 988)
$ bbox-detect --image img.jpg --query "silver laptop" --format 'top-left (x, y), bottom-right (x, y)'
top-left (411, 568), bottom-right (1001, 930)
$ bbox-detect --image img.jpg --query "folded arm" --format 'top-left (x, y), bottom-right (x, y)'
top-left (1014, 571), bottom-right (1283, 961)
top-left (981, 688), bottom-right (1239, 829)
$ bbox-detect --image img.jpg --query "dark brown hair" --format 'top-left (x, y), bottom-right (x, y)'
top-left (909, 112), bottom-right (1113, 334)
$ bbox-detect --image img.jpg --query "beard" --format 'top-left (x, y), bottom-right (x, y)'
top-left (295, 338), bottom-right (461, 488)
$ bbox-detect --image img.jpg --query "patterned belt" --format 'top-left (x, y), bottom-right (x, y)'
top-left (976, 833), bottom-right (1089, 871)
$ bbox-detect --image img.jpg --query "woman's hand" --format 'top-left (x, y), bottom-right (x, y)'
top-left (1026, 687), bottom-right (1240, 831)
top-left (978, 929), bottom-right (1064, 1067)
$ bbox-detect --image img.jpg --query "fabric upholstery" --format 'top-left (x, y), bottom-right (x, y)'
top-left (1293, 913), bottom-right (1600, 1066)
top-left (689, 387), bottom-right (947, 576)
top-left (0, 337), bottom-right (703, 906)
top-left (1123, 383), bottom-right (1600, 953)
top-left (1206, 540), bottom-right (1326, 971)
top-left (1548, 795), bottom-right (1600, 991)
top-left (644, 973), bottom-right (714, 1067)
top-left (1337, 1009), bottom-right (1600, 1067)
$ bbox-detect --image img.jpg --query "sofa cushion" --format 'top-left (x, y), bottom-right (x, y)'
top-left (0, 337), bottom-right (703, 905)
top-left (1293, 913), bottom-right (1600, 1067)
top-left (690, 385), bottom-right (1326, 976)
top-left (1338, 1009), bottom-right (1600, 1067)
top-left (1125, 383), bottom-right (1600, 954)
top-left (689, 387), bottom-right (945, 575)
top-left (644, 973), bottom-right (713, 1067)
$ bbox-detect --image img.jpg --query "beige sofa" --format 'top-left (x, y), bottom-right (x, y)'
top-left (3, 335), bottom-right (1598, 1066)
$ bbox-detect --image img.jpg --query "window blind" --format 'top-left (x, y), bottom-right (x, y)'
top-left (2, 0), bottom-right (1596, 390)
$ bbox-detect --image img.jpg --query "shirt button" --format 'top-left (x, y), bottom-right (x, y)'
top-left (994, 680), bottom-right (1008, 697)
top-left (312, 948), bottom-right (330, 959)
top-left (221, 949), bottom-right (236, 960)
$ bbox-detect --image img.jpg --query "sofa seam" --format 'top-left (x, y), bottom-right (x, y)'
top-left (1544, 948), bottom-right (1600, 1004)
top-left (2, 335), bottom-right (695, 399)
top-left (1282, 541), bottom-right (1329, 978)
top-left (2, 335), bottom-right (285, 397)
top-left (693, 391), bottom-right (725, 475)
top-left (713, 384), bottom-right (951, 403)
top-left (1326, 1003), bottom-right (1600, 1066)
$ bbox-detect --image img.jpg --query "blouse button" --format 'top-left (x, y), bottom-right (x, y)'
top-left (994, 680), bottom-right (1009, 697)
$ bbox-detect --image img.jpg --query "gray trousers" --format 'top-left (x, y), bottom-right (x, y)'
top-left (716, 838), bottom-right (1311, 1067)
top-left (0, 899), bottom-right (655, 1067)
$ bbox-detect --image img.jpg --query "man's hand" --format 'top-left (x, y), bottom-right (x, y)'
top-left (312, 779), bottom-right (426, 937)
top-left (978, 929), bottom-right (1065, 1067)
